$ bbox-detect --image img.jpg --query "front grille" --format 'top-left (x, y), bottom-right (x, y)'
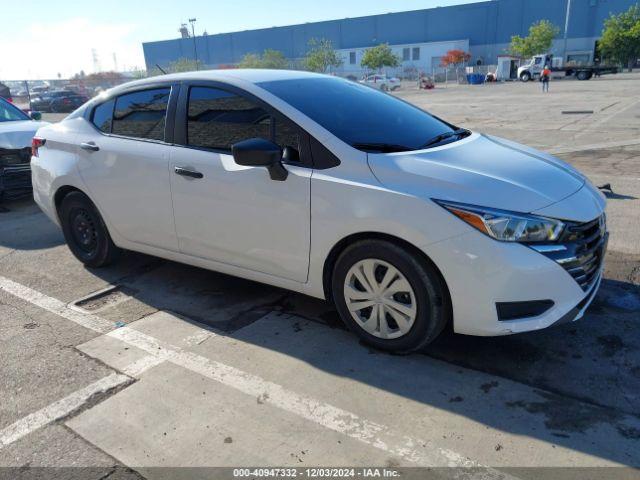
top-left (533, 214), bottom-right (608, 291)
top-left (0, 147), bottom-right (31, 166)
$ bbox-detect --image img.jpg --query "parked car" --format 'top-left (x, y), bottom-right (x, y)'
top-left (359, 74), bottom-right (401, 91)
top-left (30, 90), bottom-right (85, 113)
top-left (32, 70), bottom-right (607, 353)
top-left (49, 94), bottom-right (89, 113)
top-left (0, 98), bottom-right (46, 200)
top-left (30, 85), bottom-right (49, 95)
top-left (0, 82), bottom-right (12, 103)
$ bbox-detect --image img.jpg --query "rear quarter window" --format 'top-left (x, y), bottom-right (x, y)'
top-left (91, 99), bottom-right (115, 133)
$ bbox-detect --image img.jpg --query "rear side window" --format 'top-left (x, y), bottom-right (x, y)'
top-left (91, 99), bottom-right (114, 133)
top-left (112, 88), bottom-right (170, 141)
top-left (187, 87), bottom-right (271, 151)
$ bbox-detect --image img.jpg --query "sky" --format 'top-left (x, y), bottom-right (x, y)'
top-left (1, 0), bottom-right (482, 80)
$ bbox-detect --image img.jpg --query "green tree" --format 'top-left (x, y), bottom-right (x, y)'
top-left (166, 58), bottom-right (203, 73)
top-left (599, 4), bottom-right (640, 72)
top-left (304, 38), bottom-right (343, 73)
top-left (239, 49), bottom-right (288, 69)
top-left (360, 43), bottom-right (400, 72)
top-left (238, 53), bottom-right (263, 68)
top-left (509, 20), bottom-right (560, 59)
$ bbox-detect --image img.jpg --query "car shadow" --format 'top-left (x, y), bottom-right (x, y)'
top-left (81, 248), bottom-right (640, 468)
top-left (0, 198), bottom-right (65, 250)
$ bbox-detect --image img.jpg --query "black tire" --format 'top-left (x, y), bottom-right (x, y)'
top-left (59, 191), bottom-right (120, 267)
top-left (520, 72), bottom-right (531, 82)
top-left (331, 240), bottom-right (450, 353)
top-left (576, 71), bottom-right (591, 81)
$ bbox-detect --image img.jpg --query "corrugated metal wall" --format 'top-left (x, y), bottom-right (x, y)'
top-left (143, 0), bottom-right (637, 69)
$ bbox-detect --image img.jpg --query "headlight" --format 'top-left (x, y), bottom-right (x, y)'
top-left (435, 200), bottom-right (565, 243)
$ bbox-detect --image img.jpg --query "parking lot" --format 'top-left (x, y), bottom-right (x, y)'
top-left (1, 74), bottom-right (639, 479)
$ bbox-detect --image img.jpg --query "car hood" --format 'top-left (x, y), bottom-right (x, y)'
top-left (367, 133), bottom-right (586, 214)
top-left (0, 121), bottom-right (49, 149)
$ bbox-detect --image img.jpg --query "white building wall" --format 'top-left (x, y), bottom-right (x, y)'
top-left (335, 39), bottom-right (470, 77)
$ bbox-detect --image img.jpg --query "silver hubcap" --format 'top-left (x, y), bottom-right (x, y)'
top-left (343, 259), bottom-right (417, 339)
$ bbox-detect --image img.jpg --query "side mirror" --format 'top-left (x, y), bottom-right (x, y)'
top-left (232, 138), bottom-right (288, 181)
top-left (29, 111), bottom-right (42, 121)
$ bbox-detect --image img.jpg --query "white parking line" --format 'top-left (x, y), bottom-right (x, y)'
top-left (0, 373), bottom-right (131, 449)
top-left (0, 276), bottom-right (113, 334)
top-left (0, 275), bottom-right (513, 477)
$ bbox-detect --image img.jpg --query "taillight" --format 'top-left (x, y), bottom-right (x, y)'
top-left (32, 137), bottom-right (45, 157)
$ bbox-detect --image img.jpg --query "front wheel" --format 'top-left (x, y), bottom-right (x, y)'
top-left (331, 240), bottom-right (450, 353)
top-left (59, 191), bottom-right (121, 267)
top-left (519, 72), bottom-right (531, 82)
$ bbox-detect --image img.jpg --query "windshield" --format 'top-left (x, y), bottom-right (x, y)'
top-left (0, 99), bottom-right (30, 122)
top-left (258, 77), bottom-right (457, 152)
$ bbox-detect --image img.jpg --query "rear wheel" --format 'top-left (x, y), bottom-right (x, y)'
top-left (576, 71), bottom-right (591, 81)
top-left (59, 191), bottom-right (121, 267)
top-left (331, 240), bottom-right (450, 353)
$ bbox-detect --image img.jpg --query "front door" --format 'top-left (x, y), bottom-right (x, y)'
top-left (169, 85), bottom-right (311, 282)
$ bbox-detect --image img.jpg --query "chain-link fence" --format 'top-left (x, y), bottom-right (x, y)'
top-left (3, 61), bottom-right (501, 113)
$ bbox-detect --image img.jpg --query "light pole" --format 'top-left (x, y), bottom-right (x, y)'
top-left (189, 18), bottom-right (198, 69)
top-left (563, 0), bottom-right (572, 65)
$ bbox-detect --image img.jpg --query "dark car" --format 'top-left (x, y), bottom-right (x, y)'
top-left (0, 82), bottom-right (12, 103)
top-left (0, 98), bottom-right (48, 200)
top-left (30, 90), bottom-right (86, 112)
top-left (49, 94), bottom-right (88, 113)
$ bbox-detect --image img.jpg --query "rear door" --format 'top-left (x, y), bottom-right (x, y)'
top-left (168, 83), bottom-right (311, 282)
top-left (76, 85), bottom-right (179, 251)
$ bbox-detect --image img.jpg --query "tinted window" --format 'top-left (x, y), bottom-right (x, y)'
top-left (258, 77), bottom-right (454, 152)
top-left (112, 88), bottom-right (170, 141)
top-left (412, 47), bottom-right (420, 61)
top-left (187, 87), bottom-right (271, 151)
top-left (91, 99), bottom-right (114, 133)
top-left (403, 48), bottom-right (410, 61)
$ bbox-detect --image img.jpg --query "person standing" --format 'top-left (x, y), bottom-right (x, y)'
top-left (541, 65), bottom-right (551, 92)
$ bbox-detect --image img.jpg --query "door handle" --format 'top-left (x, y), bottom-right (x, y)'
top-left (174, 166), bottom-right (204, 179)
top-left (80, 142), bottom-right (100, 152)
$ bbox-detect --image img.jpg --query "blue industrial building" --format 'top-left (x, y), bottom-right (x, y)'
top-left (143, 0), bottom-right (636, 74)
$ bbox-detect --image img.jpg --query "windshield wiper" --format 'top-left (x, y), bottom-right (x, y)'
top-left (352, 142), bottom-right (412, 153)
top-left (420, 128), bottom-right (471, 149)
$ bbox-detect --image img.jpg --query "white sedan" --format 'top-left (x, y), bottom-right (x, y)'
top-left (31, 70), bottom-right (606, 352)
top-left (359, 74), bottom-right (401, 91)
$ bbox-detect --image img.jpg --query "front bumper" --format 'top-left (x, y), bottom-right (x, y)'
top-left (0, 164), bottom-right (32, 200)
top-left (424, 222), bottom-right (607, 337)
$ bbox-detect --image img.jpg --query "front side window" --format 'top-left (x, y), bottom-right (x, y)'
top-left (112, 88), bottom-right (170, 141)
top-left (91, 99), bottom-right (115, 133)
top-left (258, 77), bottom-right (456, 152)
top-left (187, 87), bottom-right (271, 151)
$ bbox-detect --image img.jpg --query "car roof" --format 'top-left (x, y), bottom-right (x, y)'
top-left (108, 69), bottom-right (327, 93)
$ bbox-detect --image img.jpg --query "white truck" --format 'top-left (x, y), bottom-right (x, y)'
top-left (518, 54), bottom-right (618, 82)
